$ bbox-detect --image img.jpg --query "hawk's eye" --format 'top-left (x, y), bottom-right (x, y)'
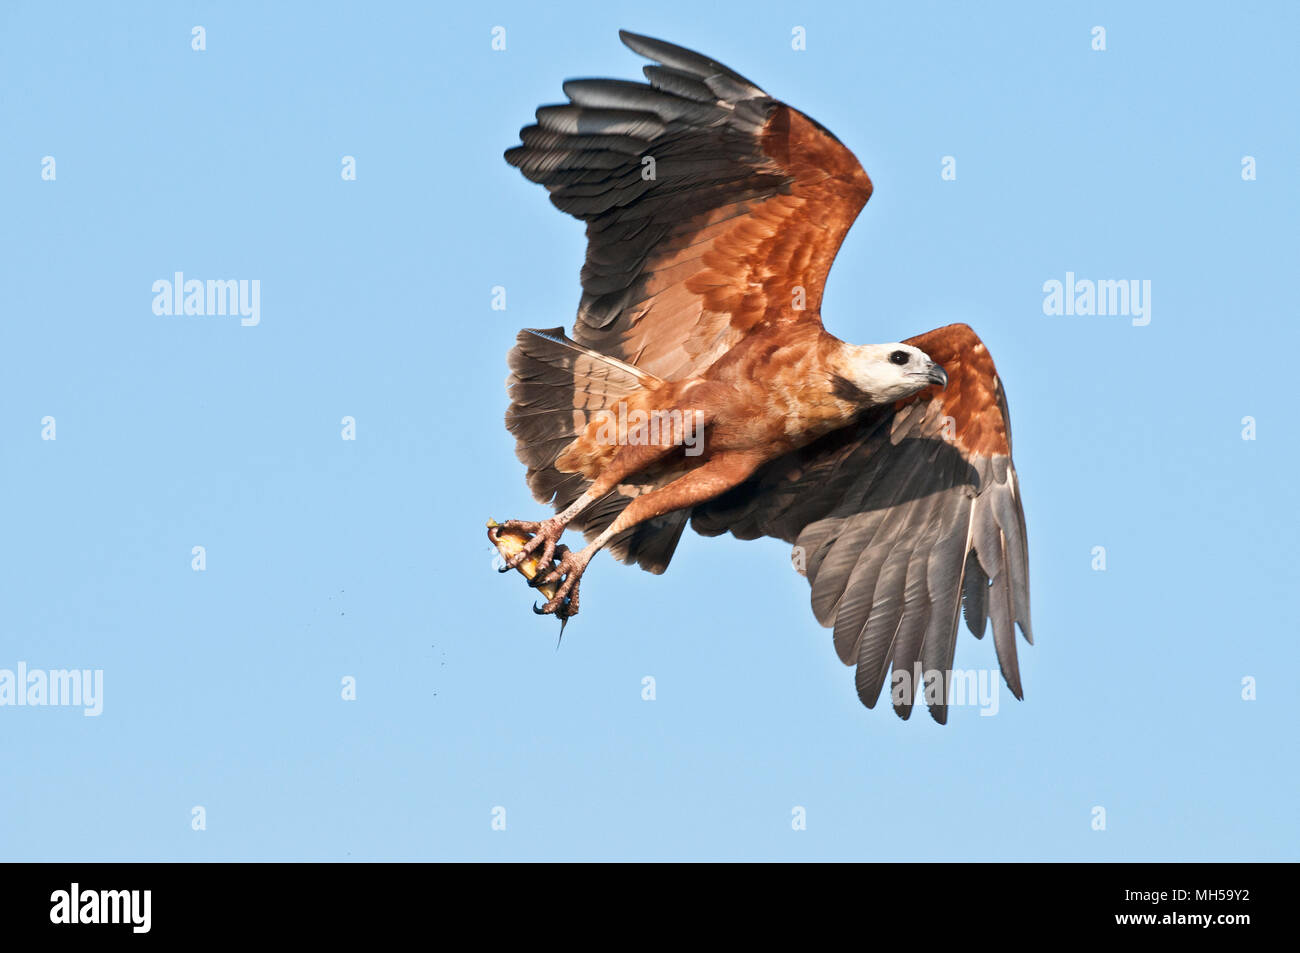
top-left (889, 350), bottom-right (910, 366)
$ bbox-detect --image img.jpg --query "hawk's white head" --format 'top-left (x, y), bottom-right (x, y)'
top-left (834, 343), bottom-right (949, 405)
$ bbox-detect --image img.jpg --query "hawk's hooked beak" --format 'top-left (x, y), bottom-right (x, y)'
top-left (927, 363), bottom-right (949, 389)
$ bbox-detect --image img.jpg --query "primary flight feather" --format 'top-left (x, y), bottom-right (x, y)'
top-left (493, 31), bottom-right (1033, 723)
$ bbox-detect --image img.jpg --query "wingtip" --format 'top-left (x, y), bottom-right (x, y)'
top-left (618, 30), bottom-right (687, 69)
top-left (998, 655), bottom-right (1024, 703)
top-left (618, 28), bottom-right (650, 56)
top-left (618, 28), bottom-right (652, 49)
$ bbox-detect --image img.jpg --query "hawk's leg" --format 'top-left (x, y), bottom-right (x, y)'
top-left (502, 435), bottom-right (688, 572)
top-left (531, 450), bottom-right (765, 618)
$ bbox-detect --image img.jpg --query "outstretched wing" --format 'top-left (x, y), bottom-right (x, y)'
top-left (692, 324), bottom-right (1032, 723)
top-left (505, 30), bottom-right (872, 380)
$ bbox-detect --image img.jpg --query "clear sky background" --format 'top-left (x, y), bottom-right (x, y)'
top-left (1, 1), bottom-right (1296, 861)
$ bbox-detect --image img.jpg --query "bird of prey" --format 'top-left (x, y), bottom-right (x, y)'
top-left (492, 31), bottom-right (1032, 721)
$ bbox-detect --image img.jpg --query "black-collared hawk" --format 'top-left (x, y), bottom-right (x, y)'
top-left (491, 31), bottom-right (1033, 723)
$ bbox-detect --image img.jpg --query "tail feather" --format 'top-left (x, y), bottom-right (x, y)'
top-left (504, 327), bottom-right (691, 573)
top-left (506, 327), bottom-right (651, 484)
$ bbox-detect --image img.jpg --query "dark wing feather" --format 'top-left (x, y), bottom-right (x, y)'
top-left (505, 30), bottom-right (873, 381)
top-left (693, 324), bottom-right (1032, 723)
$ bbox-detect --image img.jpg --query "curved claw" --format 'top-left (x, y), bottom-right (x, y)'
top-left (534, 596), bottom-right (573, 617)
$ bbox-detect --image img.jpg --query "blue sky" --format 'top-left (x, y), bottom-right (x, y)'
top-left (1, 1), bottom-right (1296, 861)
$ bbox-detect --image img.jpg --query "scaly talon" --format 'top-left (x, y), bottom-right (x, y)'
top-left (534, 548), bottom-right (591, 618)
top-left (501, 518), bottom-right (564, 571)
top-left (536, 545), bottom-right (571, 586)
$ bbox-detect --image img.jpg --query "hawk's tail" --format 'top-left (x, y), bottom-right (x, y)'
top-left (504, 327), bottom-right (690, 574)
